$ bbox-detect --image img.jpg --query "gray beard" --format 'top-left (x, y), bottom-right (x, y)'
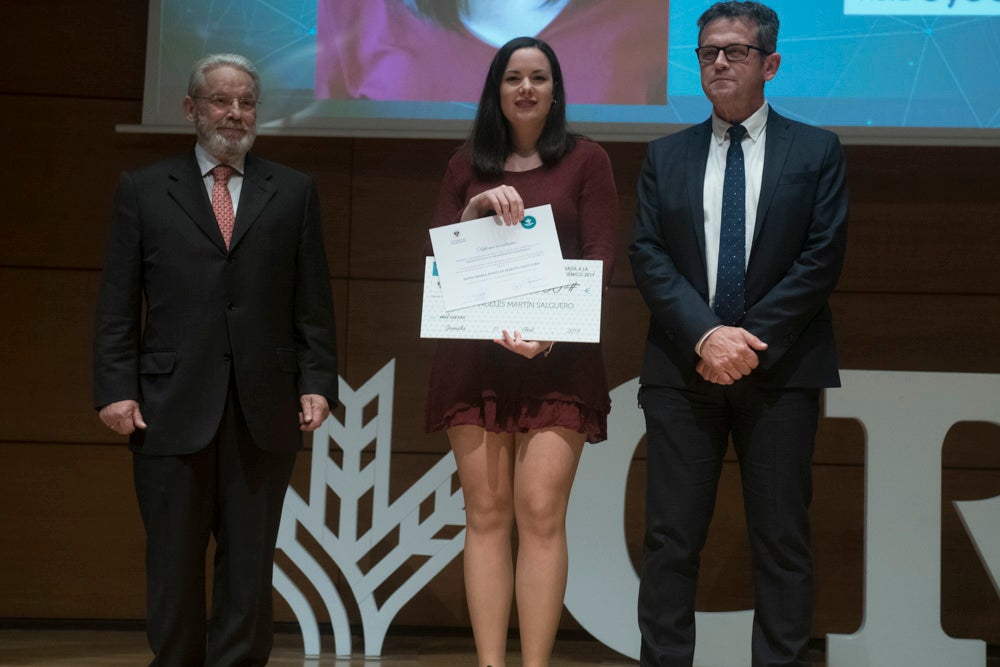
top-left (204, 129), bottom-right (255, 161)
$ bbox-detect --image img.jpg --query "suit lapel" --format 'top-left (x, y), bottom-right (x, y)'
top-left (167, 153), bottom-right (228, 253)
top-left (752, 108), bottom-right (792, 248)
top-left (230, 153), bottom-right (277, 251)
top-left (687, 119), bottom-right (713, 266)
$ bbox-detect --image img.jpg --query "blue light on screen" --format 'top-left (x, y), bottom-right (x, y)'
top-left (144, 0), bottom-right (1000, 141)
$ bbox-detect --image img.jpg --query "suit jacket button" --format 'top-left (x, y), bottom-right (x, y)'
top-left (226, 301), bottom-right (235, 310)
top-left (223, 353), bottom-right (232, 362)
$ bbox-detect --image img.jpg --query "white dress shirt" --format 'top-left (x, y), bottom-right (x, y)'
top-left (695, 102), bottom-right (769, 355)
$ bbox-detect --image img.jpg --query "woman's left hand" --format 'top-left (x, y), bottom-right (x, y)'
top-left (494, 330), bottom-right (552, 359)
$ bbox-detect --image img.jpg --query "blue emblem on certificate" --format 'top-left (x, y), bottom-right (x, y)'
top-left (428, 204), bottom-right (565, 311)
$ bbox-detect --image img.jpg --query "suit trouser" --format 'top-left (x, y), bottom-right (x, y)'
top-left (637, 381), bottom-right (819, 667)
top-left (133, 378), bottom-right (297, 667)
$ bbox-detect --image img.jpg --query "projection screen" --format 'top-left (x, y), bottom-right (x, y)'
top-left (129, 0), bottom-right (1000, 145)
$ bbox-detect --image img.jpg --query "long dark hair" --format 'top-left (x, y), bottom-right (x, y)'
top-left (470, 36), bottom-right (576, 178)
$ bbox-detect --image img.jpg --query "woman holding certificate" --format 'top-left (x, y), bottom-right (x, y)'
top-left (425, 36), bottom-right (616, 667)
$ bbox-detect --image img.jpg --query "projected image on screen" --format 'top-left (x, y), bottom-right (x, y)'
top-left (142, 0), bottom-right (1000, 143)
top-left (315, 0), bottom-right (669, 104)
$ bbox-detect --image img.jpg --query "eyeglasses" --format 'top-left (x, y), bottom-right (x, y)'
top-left (695, 44), bottom-right (771, 64)
top-left (193, 95), bottom-right (259, 111)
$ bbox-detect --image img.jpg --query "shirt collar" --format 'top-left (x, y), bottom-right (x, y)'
top-left (711, 101), bottom-right (769, 146)
top-left (194, 143), bottom-right (247, 178)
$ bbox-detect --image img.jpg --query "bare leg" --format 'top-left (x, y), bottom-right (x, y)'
top-left (449, 425), bottom-right (517, 667)
top-left (512, 427), bottom-right (586, 667)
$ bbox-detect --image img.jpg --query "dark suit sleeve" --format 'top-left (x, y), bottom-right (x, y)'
top-left (742, 131), bottom-right (849, 369)
top-left (93, 171), bottom-right (143, 409)
top-left (629, 140), bottom-right (719, 354)
top-left (293, 179), bottom-right (339, 407)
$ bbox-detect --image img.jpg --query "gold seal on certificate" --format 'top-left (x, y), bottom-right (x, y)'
top-left (420, 258), bottom-right (603, 343)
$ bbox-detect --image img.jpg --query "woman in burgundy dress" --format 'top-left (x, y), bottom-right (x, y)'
top-left (425, 36), bottom-right (617, 667)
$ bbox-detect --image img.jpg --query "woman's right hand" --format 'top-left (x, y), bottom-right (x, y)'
top-left (494, 330), bottom-right (552, 359)
top-left (462, 185), bottom-right (525, 226)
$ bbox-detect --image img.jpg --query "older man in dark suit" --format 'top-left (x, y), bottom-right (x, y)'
top-left (629, 3), bottom-right (849, 666)
top-left (93, 53), bottom-right (338, 667)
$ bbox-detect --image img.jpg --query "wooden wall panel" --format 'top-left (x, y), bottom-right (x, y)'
top-left (603, 286), bottom-right (653, 388)
top-left (0, 97), bottom-right (145, 270)
top-left (0, 271), bottom-right (348, 445)
top-left (942, 469), bottom-right (1000, 641)
top-left (2, 277), bottom-right (994, 468)
top-left (341, 279), bottom-right (442, 456)
top-left (843, 200), bottom-right (1000, 295)
top-left (944, 421), bottom-right (1000, 469)
top-left (847, 146), bottom-right (998, 206)
top-left (604, 142), bottom-right (646, 288)
top-left (349, 139), bottom-right (460, 281)
top-left (0, 1), bottom-right (147, 99)
top-left (0, 269), bottom-right (108, 443)
top-left (320, 133), bottom-right (1000, 300)
top-left (0, 446), bottom-right (470, 625)
top-left (833, 293), bottom-right (1000, 373)
top-left (0, 100), bottom-right (352, 276)
top-left (0, 0), bottom-right (995, 643)
top-left (252, 136), bottom-right (354, 279)
top-left (6, 441), bottom-right (991, 641)
top-left (840, 145), bottom-right (1000, 294)
top-left (0, 442), bottom-right (144, 618)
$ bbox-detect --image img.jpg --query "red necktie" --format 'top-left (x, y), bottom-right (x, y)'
top-left (211, 164), bottom-right (236, 249)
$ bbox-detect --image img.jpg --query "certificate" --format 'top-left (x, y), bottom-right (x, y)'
top-left (428, 204), bottom-right (566, 311)
top-left (420, 257), bottom-right (603, 343)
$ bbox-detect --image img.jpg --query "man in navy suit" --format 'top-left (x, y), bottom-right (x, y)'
top-left (93, 54), bottom-right (338, 666)
top-left (629, 3), bottom-right (848, 665)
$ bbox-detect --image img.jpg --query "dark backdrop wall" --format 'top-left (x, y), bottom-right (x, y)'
top-left (1, 0), bottom-right (997, 644)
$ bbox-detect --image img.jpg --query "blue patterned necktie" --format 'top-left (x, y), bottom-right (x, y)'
top-left (714, 124), bottom-right (747, 326)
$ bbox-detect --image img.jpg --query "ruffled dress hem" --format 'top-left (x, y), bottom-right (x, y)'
top-left (427, 392), bottom-right (609, 444)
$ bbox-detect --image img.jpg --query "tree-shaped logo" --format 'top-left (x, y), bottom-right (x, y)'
top-left (273, 360), bottom-right (467, 657)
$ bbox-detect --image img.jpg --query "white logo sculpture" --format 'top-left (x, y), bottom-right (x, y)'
top-left (274, 364), bottom-right (1000, 666)
top-left (566, 371), bottom-right (1000, 667)
top-left (825, 371), bottom-right (1000, 667)
top-left (273, 360), bottom-right (467, 657)
top-left (564, 378), bottom-right (756, 666)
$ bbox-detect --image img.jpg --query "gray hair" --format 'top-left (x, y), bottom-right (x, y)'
top-left (697, 1), bottom-right (779, 55)
top-left (187, 53), bottom-right (262, 99)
